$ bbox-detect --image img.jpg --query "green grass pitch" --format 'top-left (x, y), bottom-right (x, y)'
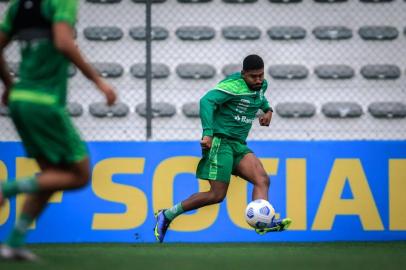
top-left (1, 242), bottom-right (406, 270)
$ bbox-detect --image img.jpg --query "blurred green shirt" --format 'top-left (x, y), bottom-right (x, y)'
top-left (0, 0), bottom-right (78, 107)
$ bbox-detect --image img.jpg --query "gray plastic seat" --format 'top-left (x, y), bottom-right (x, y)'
top-left (89, 102), bottom-right (129, 118)
top-left (176, 26), bottom-right (215, 41)
top-left (132, 0), bottom-right (166, 3)
top-left (267, 26), bottom-right (306, 40)
top-left (222, 26), bottom-right (261, 40)
top-left (223, 0), bottom-right (257, 3)
top-left (178, 0), bottom-right (212, 2)
top-left (314, 0), bottom-right (347, 2)
top-left (360, 65), bottom-right (400, 79)
top-left (91, 62), bottom-right (124, 78)
top-left (268, 65), bottom-right (308, 79)
top-left (7, 62), bottom-right (19, 77)
top-left (315, 65), bottom-right (354, 79)
top-left (275, 102), bottom-right (316, 118)
top-left (269, 0), bottom-right (302, 3)
top-left (360, 0), bottom-right (394, 2)
top-left (68, 65), bottom-right (76, 78)
top-left (322, 102), bottom-right (363, 118)
top-left (130, 63), bottom-right (170, 79)
top-left (84, 26), bottom-right (123, 41)
top-left (129, 26), bottom-right (169, 41)
top-left (67, 102), bottom-right (84, 117)
top-left (222, 64), bottom-right (241, 76)
top-left (86, 0), bottom-right (122, 3)
top-left (368, 102), bottom-right (406, 118)
top-left (182, 102), bottom-right (200, 118)
top-left (358, 26), bottom-right (398, 40)
top-left (0, 104), bottom-right (9, 116)
top-left (313, 26), bottom-right (352, 40)
top-left (176, 63), bottom-right (216, 79)
top-left (136, 102), bottom-right (176, 117)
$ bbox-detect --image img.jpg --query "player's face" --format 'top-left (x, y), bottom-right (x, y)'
top-left (242, 69), bottom-right (264, 91)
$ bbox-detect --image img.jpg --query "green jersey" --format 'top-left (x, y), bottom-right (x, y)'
top-left (0, 0), bottom-right (78, 107)
top-left (200, 72), bottom-right (272, 143)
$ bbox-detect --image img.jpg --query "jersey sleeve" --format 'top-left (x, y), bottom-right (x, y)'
top-left (0, 0), bottom-right (18, 37)
top-left (51, 0), bottom-right (78, 27)
top-left (200, 89), bottom-right (233, 137)
top-left (260, 98), bottom-right (272, 113)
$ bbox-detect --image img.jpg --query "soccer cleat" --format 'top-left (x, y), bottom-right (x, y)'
top-left (0, 245), bottom-right (38, 261)
top-left (154, 210), bottom-right (171, 243)
top-left (255, 217), bottom-right (292, 235)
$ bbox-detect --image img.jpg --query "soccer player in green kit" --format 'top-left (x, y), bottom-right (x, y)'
top-left (155, 54), bottom-right (291, 243)
top-left (0, 0), bottom-right (116, 260)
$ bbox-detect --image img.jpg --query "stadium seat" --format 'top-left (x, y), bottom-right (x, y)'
top-left (182, 102), bottom-right (200, 118)
top-left (314, 0), bottom-right (348, 3)
top-left (136, 102), bottom-right (176, 117)
top-left (86, 0), bottom-right (122, 3)
top-left (68, 65), bottom-right (77, 78)
top-left (268, 65), bottom-right (309, 79)
top-left (131, 0), bottom-right (167, 3)
top-left (359, 0), bottom-right (394, 3)
top-left (267, 26), bottom-right (306, 40)
top-left (358, 26), bottom-right (398, 40)
top-left (222, 26), bottom-right (261, 40)
top-left (269, 0), bottom-right (302, 3)
top-left (222, 64), bottom-right (241, 76)
top-left (178, 0), bottom-right (213, 2)
top-left (7, 62), bottom-right (18, 77)
top-left (0, 104), bottom-right (8, 116)
top-left (312, 26), bottom-right (352, 40)
top-left (176, 63), bottom-right (216, 79)
top-left (129, 26), bottom-right (169, 41)
top-left (368, 102), bottom-right (406, 118)
top-left (222, 0), bottom-right (258, 3)
top-left (67, 102), bottom-right (84, 117)
top-left (275, 102), bottom-right (316, 118)
top-left (91, 62), bottom-right (124, 78)
top-left (315, 65), bottom-right (354, 79)
top-left (130, 63), bottom-right (170, 79)
top-left (322, 102), bottom-right (363, 118)
top-left (360, 64), bottom-right (401, 79)
top-left (84, 26), bottom-right (123, 41)
top-left (176, 26), bottom-right (215, 41)
top-left (89, 102), bottom-right (129, 117)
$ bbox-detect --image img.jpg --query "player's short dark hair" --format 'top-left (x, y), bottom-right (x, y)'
top-left (243, 54), bottom-right (264, 71)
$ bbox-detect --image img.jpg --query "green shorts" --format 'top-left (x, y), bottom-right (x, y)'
top-left (9, 101), bottom-right (88, 165)
top-left (196, 136), bottom-right (252, 183)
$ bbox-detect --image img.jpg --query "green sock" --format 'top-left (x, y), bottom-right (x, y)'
top-left (164, 203), bottom-right (185, 221)
top-left (5, 213), bottom-right (34, 248)
top-left (0, 176), bottom-right (39, 198)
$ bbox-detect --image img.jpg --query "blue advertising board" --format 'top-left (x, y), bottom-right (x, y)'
top-left (1, 141), bottom-right (406, 243)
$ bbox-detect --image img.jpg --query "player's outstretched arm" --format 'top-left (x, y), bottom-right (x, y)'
top-left (0, 32), bottom-right (12, 105)
top-left (52, 22), bottom-right (116, 105)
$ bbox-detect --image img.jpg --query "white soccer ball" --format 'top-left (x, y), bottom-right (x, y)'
top-left (245, 199), bottom-right (275, 229)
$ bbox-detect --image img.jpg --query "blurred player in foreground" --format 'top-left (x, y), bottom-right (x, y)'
top-left (0, 0), bottom-right (116, 260)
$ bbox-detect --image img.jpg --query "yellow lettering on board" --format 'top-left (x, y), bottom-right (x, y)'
top-left (0, 161), bottom-right (10, 226)
top-left (389, 159), bottom-right (406, 230)
top-left (153, 156), bottom-right (218, 231)
top-left (312, 159), bottom-right (383, 230)
top-left (227, 159), bottom-right (279, 229)
top-left (286, 159), bottom-right (307, 230)
top-left (92, 158), bottom-right (147, 230)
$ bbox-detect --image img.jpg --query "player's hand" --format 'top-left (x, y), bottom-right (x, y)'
top-left (200, 136), bottom-right (213, 150)
top-left (96, 79), bottom-right (117, 106)
top-left (259, 111), bottom-right (272, 126)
